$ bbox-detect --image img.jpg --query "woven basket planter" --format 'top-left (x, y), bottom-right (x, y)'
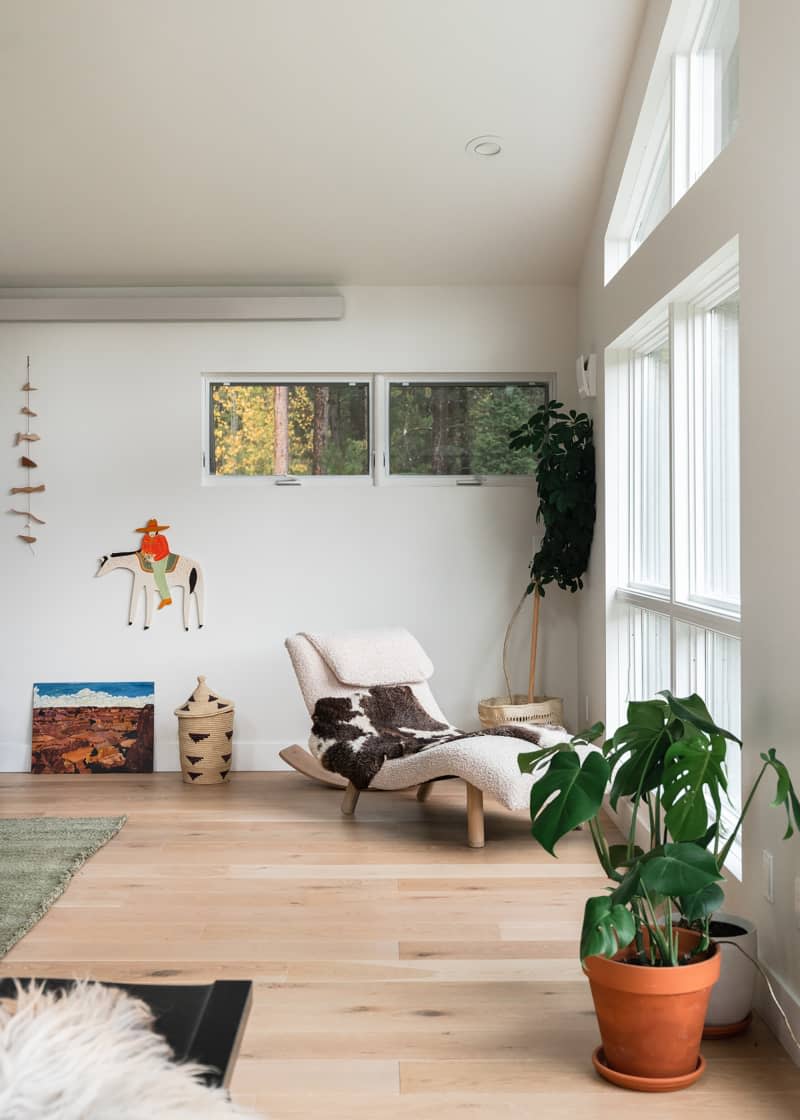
top-left (478, 694), bottom-right (564, 729)
top-left (175, 675), bottom-right (234, 785)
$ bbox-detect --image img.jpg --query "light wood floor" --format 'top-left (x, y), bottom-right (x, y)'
top-left (1, 773), bottom-right (798, 1118)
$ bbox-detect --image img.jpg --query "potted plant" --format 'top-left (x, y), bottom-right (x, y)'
top-left (518, 690), bottom-right (800, 1090)
top-left (479, 400), bottom-right (595, 729)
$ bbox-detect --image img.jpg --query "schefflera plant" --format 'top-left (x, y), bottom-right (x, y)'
top-left (519, 692), bottom-right (800, 965)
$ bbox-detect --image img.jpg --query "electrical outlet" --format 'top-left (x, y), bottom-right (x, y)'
top-left (762, 850), bottom-right (774, 903)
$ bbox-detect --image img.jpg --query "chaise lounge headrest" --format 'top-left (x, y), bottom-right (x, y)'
top-left (299, 628), bottom-right (434, 687)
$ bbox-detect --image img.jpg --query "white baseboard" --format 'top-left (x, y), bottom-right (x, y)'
top-left (0, 740), bottom-right (295, 773)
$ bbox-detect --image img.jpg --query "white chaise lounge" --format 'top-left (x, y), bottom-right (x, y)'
top-left (280, 628), bottom-right (567, 848)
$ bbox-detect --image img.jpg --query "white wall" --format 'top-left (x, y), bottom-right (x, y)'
top-left (0, 284), bottom-right (580, 772)
top-left (577, 0), bottom-right (800, 1055)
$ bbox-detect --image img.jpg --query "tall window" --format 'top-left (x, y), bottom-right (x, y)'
top-left (606, 0), bottom-right (740, 280)
top-left (609, 256), bottom-right (741, 873)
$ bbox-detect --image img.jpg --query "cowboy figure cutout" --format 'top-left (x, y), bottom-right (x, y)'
top-left (97, 521), bottom-right (205, 630)
top-left (137, 517), bottom-right (173, 610)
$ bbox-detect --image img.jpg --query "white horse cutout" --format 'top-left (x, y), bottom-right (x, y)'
top-left (97, 551), bottom-right (205, 630)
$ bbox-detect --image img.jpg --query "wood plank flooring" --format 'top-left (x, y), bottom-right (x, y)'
top-left (1, 772), bottom-right (798, 1117)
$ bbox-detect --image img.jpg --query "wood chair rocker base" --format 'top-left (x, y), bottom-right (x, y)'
top-left (340, 779), bottom-right (484, 848)
top-left (279, 745), bottom-right (486, 848)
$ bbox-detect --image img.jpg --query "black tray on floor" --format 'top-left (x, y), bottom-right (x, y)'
top-left (0, 977), bottom-right (252, 1088)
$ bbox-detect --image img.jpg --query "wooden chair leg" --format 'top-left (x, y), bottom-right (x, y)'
top-left (416, 781), bottom-right (434, 802)
top-left (341, 782), bottom-right (361, 816)
top-left (466, 783), bottom-right (484, 848)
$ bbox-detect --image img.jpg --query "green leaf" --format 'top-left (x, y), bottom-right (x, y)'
top-left (571, 722), bottom-right (605, 744)
top-left (529, 751), bottom-right (610, 855)
top-left (639, 842), bottom-right (723, 898)
top-left (661, 733), bottom-right (728, 842)
top-left (518, 745), bottom-right (563, 774)
top-left (658, 690), bottom-right (742, 745)
top-left (606, 701), bottom-right (670, 809)
top-left (627, 699), bottom-right (670, 731)
top-left (679, 882), bottom-right (725, 923)
top-left (580, 895), bottom-right (637, 961)
top-left (761, 748), bottom-right (800, 839)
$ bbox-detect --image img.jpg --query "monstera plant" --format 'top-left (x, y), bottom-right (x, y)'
top-left (519, 691), bottom-right (800, 963)
top-left (518, 692), bottom-right (800, 1087)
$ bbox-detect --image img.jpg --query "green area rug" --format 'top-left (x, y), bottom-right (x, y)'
top-left (0, 816), bottom-right (126, 957)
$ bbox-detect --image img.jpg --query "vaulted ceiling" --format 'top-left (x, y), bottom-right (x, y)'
top-left (1, 0), bottom-right (645, 285)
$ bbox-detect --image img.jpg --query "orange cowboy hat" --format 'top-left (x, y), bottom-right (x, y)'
top-left (135, 517), bottom-right (170, 533)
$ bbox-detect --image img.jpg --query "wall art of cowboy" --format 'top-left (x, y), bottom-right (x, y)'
top-left (96, 518), bottom-right (205, 630)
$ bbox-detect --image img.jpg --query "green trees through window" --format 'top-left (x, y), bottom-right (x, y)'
top-left (210, 382), bottom-right (370, 476)
top-left (388, 382), bottom-right (548, 475)
top-left (208, 378), bottom-right (549, 478)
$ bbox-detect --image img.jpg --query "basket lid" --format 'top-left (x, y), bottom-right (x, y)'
top-left (174, 675), bottom-right (234, 718)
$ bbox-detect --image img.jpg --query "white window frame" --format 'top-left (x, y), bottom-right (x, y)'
top-left (374, 373), bottom-right (555, 487)
top-left (201, 373), bottom-right (374, 488)
top-left (201, 372), bottom-right (555, 487)
top-left (606, 241), bottom-right (741, 875)
top-left (605, 0), bottom-right (739, 282)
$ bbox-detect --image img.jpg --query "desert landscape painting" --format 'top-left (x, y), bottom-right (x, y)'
top-left (32, 682), bottom-right (154, 774)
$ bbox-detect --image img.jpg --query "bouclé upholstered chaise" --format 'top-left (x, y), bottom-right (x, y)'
top-left (280, 628), bottom-right (568, 848)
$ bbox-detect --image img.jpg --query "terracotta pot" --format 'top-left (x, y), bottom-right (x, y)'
top-left (584, 928), bottom-right (720, 1081)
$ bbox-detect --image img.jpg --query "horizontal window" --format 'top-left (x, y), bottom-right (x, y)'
top-left (386, 381), bottom-right (549, 477)
top-left (208, 380), bottom-right (370, 478)
top-left (203, 374), bottom-right (554, 485)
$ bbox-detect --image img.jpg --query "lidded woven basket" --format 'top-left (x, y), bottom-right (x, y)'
top-left (175, 675), bottom-right (234, 785)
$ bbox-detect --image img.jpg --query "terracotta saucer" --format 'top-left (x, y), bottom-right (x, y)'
top-left (592, 1047), bottom-right (707, 1092)
top-left (703, 1011), bottom-right (753, 1039)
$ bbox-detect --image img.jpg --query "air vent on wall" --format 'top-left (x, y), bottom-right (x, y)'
top-left (0, 286), bottom-right (344, 322)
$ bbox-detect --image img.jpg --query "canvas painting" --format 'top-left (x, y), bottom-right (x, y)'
top-left (32, 682), bottom-right (155, 774)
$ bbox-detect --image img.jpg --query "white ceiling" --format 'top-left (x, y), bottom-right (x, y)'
top-left (1, 0), bottom-right (645, 286)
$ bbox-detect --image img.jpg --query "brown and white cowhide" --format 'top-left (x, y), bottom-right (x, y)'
top-left (310, 684), bottom-right (542, 789)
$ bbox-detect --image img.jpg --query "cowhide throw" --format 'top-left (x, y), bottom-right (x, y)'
top-left (310, 684), bottom-right (543, 789)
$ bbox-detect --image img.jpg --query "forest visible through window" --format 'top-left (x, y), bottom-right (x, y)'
top-left (210, 382), bottom-right (370, 476)
top-left (388, 382), bottom-right (547, 475)
top-left (208, 378), bottom-right (549, 478)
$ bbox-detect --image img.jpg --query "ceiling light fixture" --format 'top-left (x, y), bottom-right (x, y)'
top-left (465, 135), bottom-right (503, 157)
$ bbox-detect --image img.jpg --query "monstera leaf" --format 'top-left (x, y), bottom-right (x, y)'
top-left (606, 699), bottom-right (671, 809)
top-left (679, 882), bottom-right (726, 923)
top-left (763, 748), bottom-right (800, 839)
top-left (661, 733), bottom-right (728, 842)
top-left (659, 690), bottom-right (742, 744)
top-left (580, 895), bottom-right (637, 961)
top-left (638, 843), bottom-right (723, 898)
top-left (529, 751), bottom-right (610, 855)
top-left (519, 723), bottom-right (604, 779)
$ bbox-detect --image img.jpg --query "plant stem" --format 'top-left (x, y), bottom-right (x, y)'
top-left (641, 884), bottom-right (671, 964)
top-left (588, 816), bottom-right (618, 881)
top-left (717, 761), bottom-right (768, 869)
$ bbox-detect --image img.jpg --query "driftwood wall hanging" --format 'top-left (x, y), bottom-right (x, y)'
top-left (10, 357), bottom-right (45, 550)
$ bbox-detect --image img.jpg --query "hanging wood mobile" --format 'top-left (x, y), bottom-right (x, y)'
top-left (10, 357), bottom-right (45, 549)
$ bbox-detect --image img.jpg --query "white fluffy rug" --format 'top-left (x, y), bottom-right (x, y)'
top-left (0, 982), bottom-right (259, 1119)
